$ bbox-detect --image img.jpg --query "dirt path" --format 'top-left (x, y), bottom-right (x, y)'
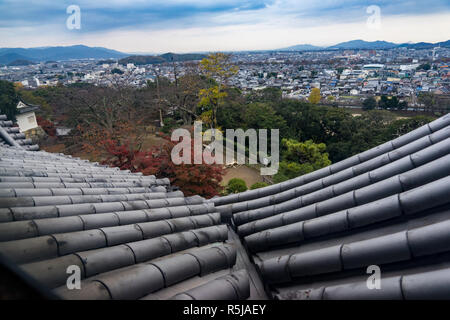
top-left (222, 165), bottom-right (263, 187)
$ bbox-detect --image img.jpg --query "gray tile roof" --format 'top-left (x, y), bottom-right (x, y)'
top-left (0, 113), bottom-right (255, 300)
top-left (0, 114), bottom-right (39, 151)
top-left (1, 111), bottom-right (449, 300)
top-left (209, 113), bottom-right (450, 300)
top-left (16, 102), bottom-right (40, 115)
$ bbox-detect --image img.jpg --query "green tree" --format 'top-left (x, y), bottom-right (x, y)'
top-left (226, 178), bottom-right (248, 194)
top-left (417, 63), bottom-right (431, 71)
top-left (15, 84), bottom-right (53, 117)
top-left (382, 116), bottom-right (436, 140)
top-left (0, 80), bottom-right (19, 121)
top-left (247, 87), bottom-right (282, 104)
top-left (377, 95), bottom-right (400, 110)
top-left (273, 139), bottom-right (331, 183)
top-left (398, 100), bottom-right (408, 110)
top-left (389, 96), bottom-right (400, 109)
top-left (241, 103), bottom-right (287, 132)
top-left (362, 97), bottom-right (377, 110)
top-left (217, 102), bottom-right (244, 130)
top-left (111, 68), bottom-right (124, 75)
top-left (418, 92), bottom-right (437, 112)
top-left (250, 182), bottom-right (269, 190)
top-left (216, 87), bottom-right (247, 129)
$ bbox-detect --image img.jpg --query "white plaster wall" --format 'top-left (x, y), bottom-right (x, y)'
top-left (16, 112), bottom-right (38, 132)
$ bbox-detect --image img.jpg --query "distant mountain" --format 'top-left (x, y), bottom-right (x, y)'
top-left (438, 40), bottom-right (450, 47)
top-left (119, 53), bottom-right (207, 65)
top-left (278, 40), bottom-right (399, 51)
top-left (399, 40), bottom-right (450, 49)
top-left (398, 42), bottom-right (434, 49)
top-left (0, 45), bottom-right (127, 64)
top-left (0, 52), bottom-right (34, 65)
top-left (328, 40), bottom-right (398, 50)
top-left (159, 52), bottom-right (207, 62)
top-left (119, 55), bottom-right (166, 65)
top-left (279, 44), bottom-right (324, 51)
top-left (7, 59), bottom-right (36, 66)
top-left (2, 41), bottom-right (449, 66)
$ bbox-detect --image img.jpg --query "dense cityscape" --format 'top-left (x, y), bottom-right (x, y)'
top-left (2, 46), bottom-right (449, 109)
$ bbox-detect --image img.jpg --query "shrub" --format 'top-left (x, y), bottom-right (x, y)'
top-left (226, 178), bottom-right (248, 194)
top-left (250, 182), bottom-right (269, 190)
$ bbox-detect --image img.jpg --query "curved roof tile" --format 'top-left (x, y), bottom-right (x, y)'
top-left (1, 112), bottom-right (449, 300)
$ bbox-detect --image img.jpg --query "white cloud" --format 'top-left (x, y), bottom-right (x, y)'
top-left (0, 1), bottom-right (448, 51)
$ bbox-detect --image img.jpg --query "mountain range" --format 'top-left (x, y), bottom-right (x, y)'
top-left (0, 45), bottom-right (208, 66)
top-left (118, 53), bottom-right (207, 66)
top-left (0, 45), bottom-right (126, 65)
top-left (280, 39), bottom-right (450, 51)
top-left (1, 40), bottom-right (449, 65)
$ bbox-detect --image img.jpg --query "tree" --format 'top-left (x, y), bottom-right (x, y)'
top-left (51, 84), bottom-right (157, 157)
top-left (153, 66), bottom-right (210, 126)
top-left (171, 74), bottom-right (206, 125)
top-left (271, 100), bottom-right (354, 143)
top-left (418, 92), bottom-right (437, 112)
top-left (102, 139), bottom-right (141, 172)
top-left (398, 100), bottom-right (408, 110)
top-left (247, 87), bottom-right (282, 104)
top-left (377, 95), bottom-right (400, 110)
top-left (15, 86), bottom-right (53, 117)
top-left (200, 53), bottom-right (238, 84)
top-left (382, 116), bottom-right (436, 140)
top-left (241, 103), bottom-right (287, 132)
top-left (250, 182), bottom-right (269, 190)
top-left (226, 178), bottom-right (248, 194)
top-left (325, 111), bottom-right (432, 163)
top-left (360, 110), bottom-right (396, 125)
top-left (388, 96), bottom-right (400, 109)
top-left (273, 139), bottom-right (331, 183)
top-left (308, 88), bottom-right (321, 104)
top-left (199, 53), bottom-right (238, 128)
top-left (36, 116), bottom-right (56, 137)
top-left (111, 68), bottom-right (124, 75)
top-left (102, 135), bottom-right (225, 198)
top-left (0, 80), bottom-right (19, 121)
top-left (362, 97), bottom-right (377, 110)
top-left (199, 86), bottom-right (227, 128)
top-left (417, 63), bottom-right (431, 71)
top-left (217, 88), bottom-right (247, 129)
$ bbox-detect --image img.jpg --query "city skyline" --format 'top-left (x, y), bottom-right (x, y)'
top-left (0, 0), bottom-right (449, 53)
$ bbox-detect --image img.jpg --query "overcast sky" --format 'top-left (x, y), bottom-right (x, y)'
top-left (0, 0), bottom-right (449, 53)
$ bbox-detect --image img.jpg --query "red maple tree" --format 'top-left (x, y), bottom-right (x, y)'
top-left (36, 115), bottom-right (56, 137)
top-left (102, 135), bottom-right (224, 198)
